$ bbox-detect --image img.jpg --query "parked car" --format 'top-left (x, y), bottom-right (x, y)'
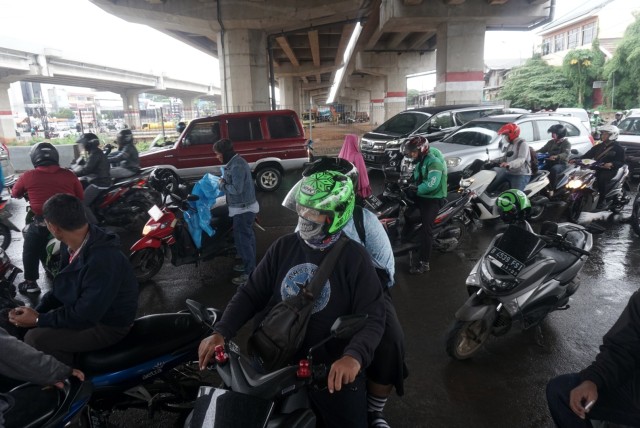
top-left (138, 109), bottom-right (310, 192)
top-left (431, 113), bottom-right (595, 185)
top-left (360, 104), bottom-right (506, 170)
top-left (555, 108), bottom-right (591, 133)
top-left (0, 143), bottom-right (17, 187)
top-left (616, 114), bottom-right (640, 178)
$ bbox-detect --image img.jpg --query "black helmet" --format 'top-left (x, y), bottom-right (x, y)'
top-left (30, 142), bottom-right (59, 167)
top-left (116, 129), bottom-right (134, 146)
top-left (148, 168), bottom-right (179, 194)
top-left (547, 124), bottom-right (567, 139)
top-left (76, 133), bottom-right (100, 150)
top-left (302, 157), bottom-right (359, 187)
top-left (176, 122), bottom-right (186, 133)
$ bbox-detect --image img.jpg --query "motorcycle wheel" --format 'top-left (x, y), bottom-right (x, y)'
top-left (445, 319), bottom-right (491, 360)
top-left (632, 194), bottom-right (640, 237)
top-left (438, 219), bottom-right (466, 252)
top-left (611, 183), bottom-right (630, 214)
top-left (127, 198), bottom-right (156, 232)
top-left (567, 195), bottom-right (585, 223)
top-left (130, 248), bottom-right (164, 282)
top-left (0, 224), bottom-right (11, 250)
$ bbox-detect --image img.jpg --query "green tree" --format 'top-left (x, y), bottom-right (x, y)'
top-left (407, 89), bottom-right (420, 106)
top-left (604, 11), bottom-right (640, 109)
top-left (50, 108), bottom-right (75, 119)
top-left (499, 56), bottom-right (575, 110)
top-left (562, 43), bottom-right (605, 107)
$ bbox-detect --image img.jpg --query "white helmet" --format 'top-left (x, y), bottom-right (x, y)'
top-left (593, 111), bottom-right (600, 115)
top-left (598, 124), bottom-right (619, 141)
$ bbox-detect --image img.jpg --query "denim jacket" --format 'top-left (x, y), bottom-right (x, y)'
top-left (220, 154), bottom-right (257, 209)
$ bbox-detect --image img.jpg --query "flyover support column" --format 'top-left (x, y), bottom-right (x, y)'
top-left (0, 84), bottom-right (16, 145)
top-left (218, 29), bottom-right (269, 112)
top-left (278, 77), bottom-right (301, 113)
top-left (435, 21), bottom-right (485, 105)
top-left (181, 96), bottom-right (197, 121)
top-left (121, 91), bottom-right (142, 130)
top-left (370, 77), bottom-right (385, 126)
top-left (385, 75), bottom-right (407, 122)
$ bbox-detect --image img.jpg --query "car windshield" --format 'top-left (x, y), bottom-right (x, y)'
top-left (440, 126), bottom-right (499, 146)
top-left (618, 117), bottom-right (640, 135)
top-left (373, 112), bottom-right (430, 136)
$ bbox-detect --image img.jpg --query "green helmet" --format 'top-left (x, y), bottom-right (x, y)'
top-left (496, 189), bottom-right (531, 223)
top-left (295, 171), bottom-right (355, 235)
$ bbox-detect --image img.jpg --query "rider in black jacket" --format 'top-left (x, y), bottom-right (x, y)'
top-left (71, 133), bottom-right (111, 188)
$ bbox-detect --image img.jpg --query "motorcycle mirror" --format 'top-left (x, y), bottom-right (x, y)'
top-left (330, 314), bottom-right (368, 340)
top-left (571, 149), bottom-right (579, 154)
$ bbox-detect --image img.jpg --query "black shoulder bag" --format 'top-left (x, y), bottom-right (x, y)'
top-left (248, 235), bottom-right (350, 371)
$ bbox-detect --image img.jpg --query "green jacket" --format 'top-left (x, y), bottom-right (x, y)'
top-left (538, 138), bottom-right (572, 163)
top-left (413, 147), bottom-right (447, 199)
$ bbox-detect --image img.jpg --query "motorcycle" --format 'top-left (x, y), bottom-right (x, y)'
top-left (630, 182), bottom-right (640, 238)
top-left (535, 151), bottom-right (581, 202)
top-left (446, 220), bottom-right (595, 360)
top-left (0, 199), bottom-right (20, 250)
top-left (0, 246), bottom-right (23, 311)
top-left (183, 300), bottom-right (368, 428)
top-left (564, 159), bottom-right (631, 222)
top-left (129, 186), bottom-right (236, 282)
top-left (363, 172), bottom-right (473, 257)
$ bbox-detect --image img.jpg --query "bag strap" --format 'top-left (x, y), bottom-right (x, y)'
top-left (307, 235), bottom-right (350, 299)
top-left (594, 144), bottom-right (614, 162)
top-left (353, 206), bottom-right (366, 245)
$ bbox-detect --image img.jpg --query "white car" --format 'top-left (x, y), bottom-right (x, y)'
top-left (616, 114), bottom-right (640, 177)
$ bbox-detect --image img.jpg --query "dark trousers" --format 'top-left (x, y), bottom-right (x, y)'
top-left (416, 197), bottom-right (444, 263)
top-left (24, 324), bottom-right (130, 365)
top-left (543, 163), bottom-right (567, 188)
top-left (546, 373), bottom-right (640, 427)
top-left (596, 170), bottom-right (617, 202)
top-left (22, 223), bottom-right (50, 281)
top-left (232, 211), bottom-right (257, 274)
top-left (309, 373), bottom-right (367, 428)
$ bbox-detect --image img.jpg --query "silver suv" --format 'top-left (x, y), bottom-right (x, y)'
top-left (430, 113), bottom-right (595, 185)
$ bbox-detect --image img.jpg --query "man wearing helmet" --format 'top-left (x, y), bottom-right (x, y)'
top-left (537, 124), bottom-right (572, 188)
top-left (108, 129), bottom-right (140, 179)
top-left (404, 135), bottom-right (448, 274)
top-left (198, 171), bottom-right (385, 428)
top-left (572, 124), bottom-right (626, 209)
top-left (495, 189), bottom-right (532, 226)
top-left (71, 133), bottom-right (110, 188)
top-left (488, 123), bottom-right (532, 193)
top-left (11, 143), bottom-right (84, 294)
top-left (610, 111), bottom-right (624, 126)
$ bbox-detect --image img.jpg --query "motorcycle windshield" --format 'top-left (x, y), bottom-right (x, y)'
top-left (489, 225), bottom-right (545, 276)
top-left (190, 387), bottom-right (273, 428)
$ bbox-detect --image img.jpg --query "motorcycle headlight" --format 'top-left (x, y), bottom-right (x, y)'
top-left (466, 272), bottom-right (480, 286)
top-left (481, 260), bottom-right (519, 292)
top-left (460, 177), bottom-right (474, 188)
top-left (446, 157), bottom-right (461, 167)
top-left (566, 179), bottom-right (584, 189)
top-left (142, 223), bottom-right (160, 235)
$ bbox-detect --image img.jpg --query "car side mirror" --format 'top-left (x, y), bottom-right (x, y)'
top-left (571, 149), bottom-right (579, 154)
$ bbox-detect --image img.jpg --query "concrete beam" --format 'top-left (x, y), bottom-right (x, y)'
top-left (276, 62), bottom-right (337, 77)
top-left (444, 0), bottom-right (466, 5)
top-left (308, 30), bottom-right (321, 67)
top-left (404, 0), bottom-right (424, 4)
top-left (387, 32), bottom-right (411, 49)
top-left (315, 74), bottom-right (322, 83)
top-left (276, 36), bottom-right (300, 67)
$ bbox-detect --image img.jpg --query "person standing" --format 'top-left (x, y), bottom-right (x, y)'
top-left (11, 143), bottom-right (84, 294)
top-left (403, 136), bottom-right (447, 274)
top-left (537, 124), bottom-right (572, 189)
top-left (338, 134), bottom-right (372, 200)
top-left (213, 138), bottom-right (258, 286)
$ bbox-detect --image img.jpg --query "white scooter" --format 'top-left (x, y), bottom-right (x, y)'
top-left (460, 157), bottom-right (550, 222)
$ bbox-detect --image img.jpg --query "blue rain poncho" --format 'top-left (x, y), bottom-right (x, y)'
top-left (183, 173), bottom-right (225, 248)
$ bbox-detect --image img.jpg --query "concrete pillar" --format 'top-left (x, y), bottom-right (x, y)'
top-left (278, 77), bottom-right (301, 113)
top-left (218, 29), bottom-right (269, 112)
top-left (435, 21), bottom-right (485, 105)
top-left (0, 84), bottom-right (16, 145)
top-left (121, 90), bottom-right (142, 130)
top-left (181, 96), bottom-right (197, 121)
top-left (385, 74), bottom-right (407, 123)
top-left (370, 77), bottom-right (386, 126)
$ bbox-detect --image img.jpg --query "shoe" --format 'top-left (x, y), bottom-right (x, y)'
top-left (368, 411), bottom-right (391, 428)
top-left (18, 280), bottom-right (41, 294)
top-left (233, 262), bottom-right (245, 273)
top-left (231, 274), bottom-right (248, 286)
top-left (409, 261), bottom-right (430, 275)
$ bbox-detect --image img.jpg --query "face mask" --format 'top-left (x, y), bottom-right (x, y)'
top-left (297, 217), bottom-right (327, 242)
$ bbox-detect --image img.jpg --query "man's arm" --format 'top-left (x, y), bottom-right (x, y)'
top-left (556, 140), bottom-right (572, 162)
top-left (220, 162), bottom-right (248, 196)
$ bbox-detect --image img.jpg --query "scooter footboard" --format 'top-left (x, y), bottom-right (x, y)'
top-left (455, 294), bottom-right (499, 323)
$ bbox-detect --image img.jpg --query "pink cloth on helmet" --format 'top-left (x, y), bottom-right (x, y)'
top-left (338, 134), bottom-right (372, 198)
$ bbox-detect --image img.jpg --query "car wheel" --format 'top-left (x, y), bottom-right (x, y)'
top-left (255, 166), bottom-right (282, 192)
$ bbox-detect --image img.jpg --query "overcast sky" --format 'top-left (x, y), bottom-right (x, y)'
top-left (0, 0), bottom-right (586, 91)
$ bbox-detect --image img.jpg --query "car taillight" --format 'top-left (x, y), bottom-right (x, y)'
top-left (588, 134), bottom-right (596, 145)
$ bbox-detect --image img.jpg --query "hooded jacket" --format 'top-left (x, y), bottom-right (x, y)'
top-left (413, 147), bottom-right (448, 199)
top-left (338, 134), bottom-right (372, 198)
top-left (538, 137), bottom-right (572, 165)
top-left (72, 147), bottom-right (111, 187)
top-left (500, 137), bottom-right (531, 176)
top-left (108, 143), bottom-right (140, 172)
top-left (36, 224), bottom-right (138, 330)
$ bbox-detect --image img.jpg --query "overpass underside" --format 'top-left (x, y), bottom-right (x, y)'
top-left (92, 0), bottom-right (552, 121)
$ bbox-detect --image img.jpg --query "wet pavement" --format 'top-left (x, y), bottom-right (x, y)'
top-left (4, 171), bottom-right (640, 428)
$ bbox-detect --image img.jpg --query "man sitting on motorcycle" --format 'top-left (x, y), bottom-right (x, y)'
top-left (537, 124), bottom-right (572, 190)
top-left (7, 194), bottom-right (139, 365)
top-left (71, 133), bottom-right (111, 189)
top-left (570, 124), bottom-right (626, 209)
top-left (108, 129), bottom-right (140, 179)
top-left (404, 136), bottom-right (448, 274)
top-left (11, 143), bottom-right (84, 295)
top-left (198, 171), bottom-right (386, 428)
top-left (486, 123), bottom-right (532, 193)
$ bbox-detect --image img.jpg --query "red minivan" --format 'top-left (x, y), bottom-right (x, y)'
top-left (139, 110), bottom-right (309, 191)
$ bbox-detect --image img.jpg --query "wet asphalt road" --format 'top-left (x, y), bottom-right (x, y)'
top-left (4, 171), bottom-right (640, 428)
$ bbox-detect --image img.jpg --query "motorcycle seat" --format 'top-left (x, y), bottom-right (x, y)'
top-left (76, 313), bottom-right (208, 375)
top-left (530, 170), bottom-right (549, 183)
top-left (539, 247), bottom-right (580, 274)
top-left (210, 204), bottom-right (230, 228)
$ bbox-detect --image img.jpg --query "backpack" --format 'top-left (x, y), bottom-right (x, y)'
top-left (516, 139), bottom-right (538, 175)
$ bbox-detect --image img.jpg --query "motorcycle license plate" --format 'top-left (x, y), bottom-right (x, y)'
top-left (488, 247), bottom-right (525, 277)
top-left (191, 387), bottom-right (273, 427)
top-left (148, 205), bottom-right (163, 221)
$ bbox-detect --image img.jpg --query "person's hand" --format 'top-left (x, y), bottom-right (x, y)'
top-left (549, 155), bottom-right (557, 161)
top-left (569, 159), bottom-right (577, 164)
top-left (8, 306), bottom-right (38, 328)
top-left (500, 162), bottom-right (509, 168)
top-left (198, 333), bottom-right (225, 370)
top-left (602, 162), bottom-right (613, 169)
top-left (54, 369), bottom-right (85, 389)
top-left (327, 355), bottom-right (361, 393)
top-left (569, 380), bottom-right (598, 419)
top-left (219, 178), bottom-right (226, 186)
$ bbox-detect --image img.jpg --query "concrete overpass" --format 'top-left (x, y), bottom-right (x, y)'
top-left (90, 0), bottom-right (555, 122)
top-left (0, 45), bottom-right (221, 143)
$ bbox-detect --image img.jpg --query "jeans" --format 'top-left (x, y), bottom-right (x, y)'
top-left (22, 223), bottom-right (50, 281)
top-left (543, 163), bottom-right (567, 188)
top-left (416, 197), bottom-right (445, 263)
top-left (232, 211), bottom-right (256, 274)
top-left (546, 373), bottom-right (640, 427)
top-left (506, 173), bottom-right (531, 191)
